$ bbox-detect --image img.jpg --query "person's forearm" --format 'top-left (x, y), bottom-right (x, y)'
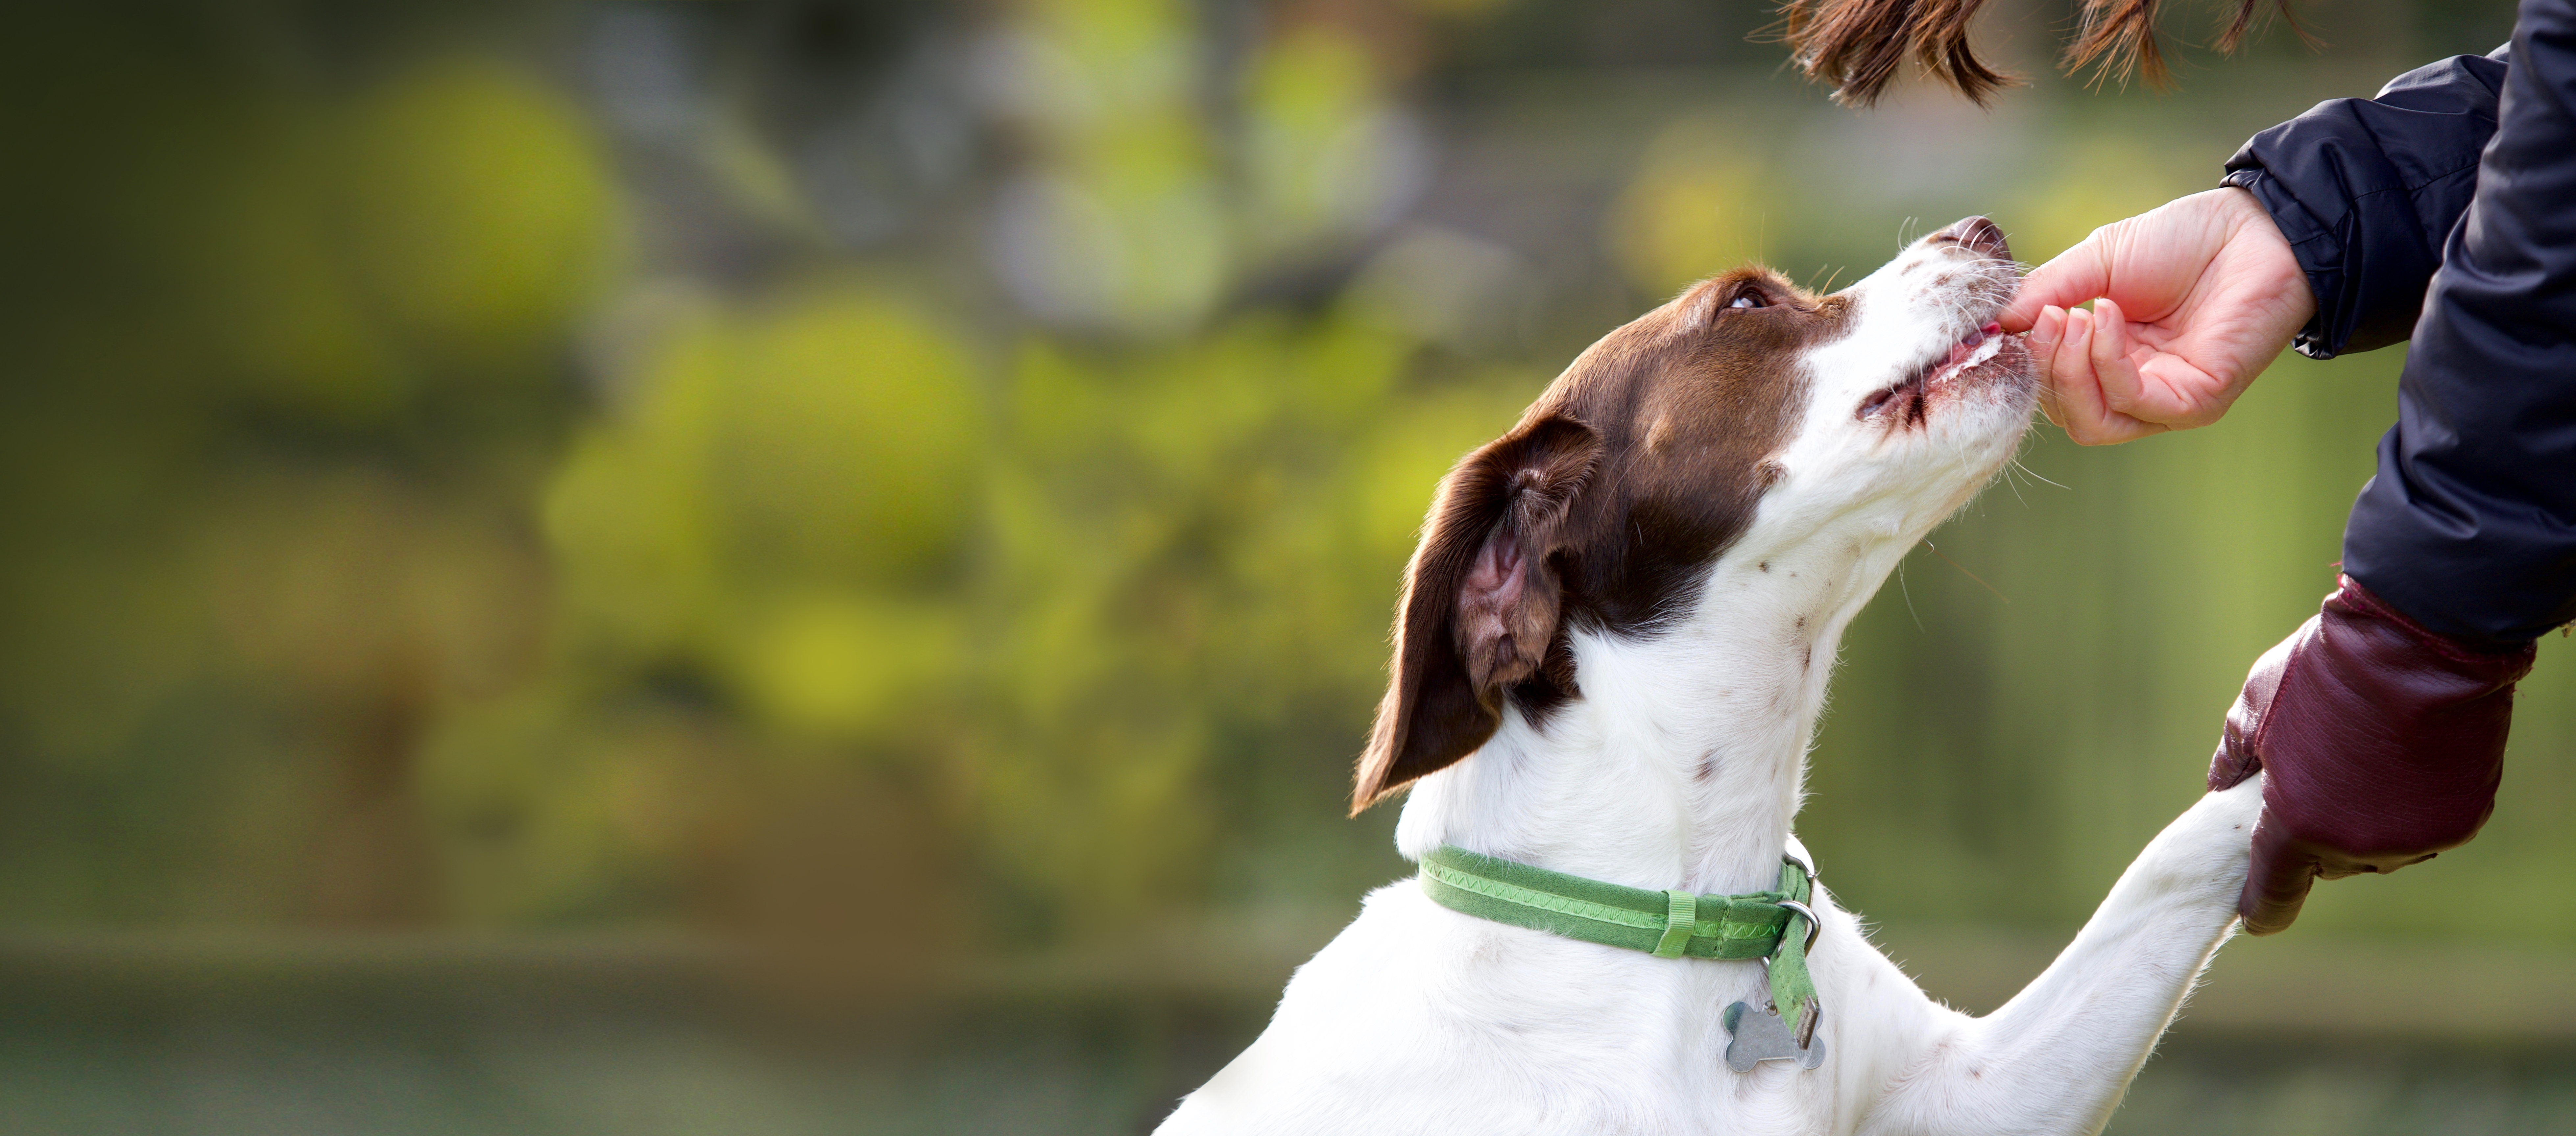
top-left (2344, 0), bottom-right (2576, 648)
top-left (2222, 49), bottom-right (2510, 359)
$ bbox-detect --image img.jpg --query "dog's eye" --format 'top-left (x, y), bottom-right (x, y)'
top-left (1727, 292), bottom-right (1765, 310)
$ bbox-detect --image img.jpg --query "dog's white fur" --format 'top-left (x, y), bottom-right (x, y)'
top-left (1158, 228), bottom-right (2260, 1136)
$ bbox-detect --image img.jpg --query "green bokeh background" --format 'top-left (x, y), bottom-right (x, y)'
top-left (3, 2), bottom-right (2569, 1133)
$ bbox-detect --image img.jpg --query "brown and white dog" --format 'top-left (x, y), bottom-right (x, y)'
top-left (1156, 218), bottom-right (2261, 1135)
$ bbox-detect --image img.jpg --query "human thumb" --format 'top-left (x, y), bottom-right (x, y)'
top-left (1998, 287), bottom-right (2050, 334)
top-left (1999, 231), bottom-right (2114, 333)
top-left (2238, 811), bottom-right (2320, 936)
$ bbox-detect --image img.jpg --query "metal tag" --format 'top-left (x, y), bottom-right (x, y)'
top-left (1722, 1001), bottom-right (1826, 1072)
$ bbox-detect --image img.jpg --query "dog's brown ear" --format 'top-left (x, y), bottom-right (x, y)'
top-left (1352, 414), bottom-right (1602, 815)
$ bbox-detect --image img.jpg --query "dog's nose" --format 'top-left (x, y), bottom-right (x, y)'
top-left (1928, 216), bottom-right (2010, 261)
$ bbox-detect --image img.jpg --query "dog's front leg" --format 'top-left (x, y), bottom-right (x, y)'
top-left (1857, 776), bottom-right (2263, 1136)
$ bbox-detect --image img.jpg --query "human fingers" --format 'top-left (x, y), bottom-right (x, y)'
top-left (2237, 810), bottom-right (2318, 936)
top-left (2132, 352), bottom-right (2240, 430)
top-left (2089, 298), bottom-right (2146, 413)
top-left (2090, 297), bottom-right (2208, 428)
top-left (2029, 305), bottom-right (2069, 427)
top-left (2099, 296), bottom-right (2250, 431)
top-left (1998, 236), bottom-right (2115, 332)
top-left (2050, 307), bottom-right (2170, 445)
top-left (2052, 307), bottom-right (2124, 441)
top-left (2048, 308), bottom-right (2122, 444)
top-left (2052, 306), bottom-right (2104, 431)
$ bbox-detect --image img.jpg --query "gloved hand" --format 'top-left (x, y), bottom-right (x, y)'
top-left (2208, 576), bottom-right (2537, 935)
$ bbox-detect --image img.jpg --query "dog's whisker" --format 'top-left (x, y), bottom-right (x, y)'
top-left (1999, 462), bottom-right (2031, 507)
top-left (1922, 538), bottom-right (2010, 604)
top-left (2010, 458), bottom-right (2069, 491)
top-left (1896, 559), bottom-right (1925, 633)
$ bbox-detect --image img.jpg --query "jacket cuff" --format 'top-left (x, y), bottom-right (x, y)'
top-left (2217, 53), bottom-right (2507, 362)
top-left (2220, 167), bottom-right (2341, 360)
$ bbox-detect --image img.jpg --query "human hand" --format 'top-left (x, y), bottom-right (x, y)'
top-left (2205, 577), bottom-right (2537, 935)
top-left (1999, 188), bottom-right (2316, 445)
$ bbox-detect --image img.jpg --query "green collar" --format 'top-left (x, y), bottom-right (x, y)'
top-left (1419, 844), bottom-right (1822, 1045)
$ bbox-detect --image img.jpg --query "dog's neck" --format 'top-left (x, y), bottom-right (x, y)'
top-left (1396, 532), bottom-right (1907, 898)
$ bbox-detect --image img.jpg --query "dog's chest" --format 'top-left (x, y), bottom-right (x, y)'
top-left (1180, 886), bottom-right (1841, 1135)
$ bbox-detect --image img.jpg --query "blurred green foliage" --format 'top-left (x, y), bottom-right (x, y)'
top-left (1, 11), bottom-right (619, 925)
top-left (1, 0), bottom-right (2564, 977)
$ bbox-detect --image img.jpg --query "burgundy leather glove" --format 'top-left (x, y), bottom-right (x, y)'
top-left (2207, 576), bottom-right (2537, 935)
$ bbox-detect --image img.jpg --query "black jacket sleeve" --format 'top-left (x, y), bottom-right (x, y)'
top-left (2341, 1), bottom-right (2576, 648)
top-left (2221, 50), bottom-right (2509, 359)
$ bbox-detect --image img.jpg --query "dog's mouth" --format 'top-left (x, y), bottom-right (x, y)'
top-left (1856, 321), bottom-right (2018, 425)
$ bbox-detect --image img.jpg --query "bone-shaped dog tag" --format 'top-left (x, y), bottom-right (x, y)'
top-left (1723, 1001), bottom-right (1825, 1072)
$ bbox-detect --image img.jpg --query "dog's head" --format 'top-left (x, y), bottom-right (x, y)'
top-left (1353, 216), bottom-right (2034, 813)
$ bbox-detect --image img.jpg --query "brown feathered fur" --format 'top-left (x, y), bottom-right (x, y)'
top-left (1775, 0), bottom-right (2293, 108)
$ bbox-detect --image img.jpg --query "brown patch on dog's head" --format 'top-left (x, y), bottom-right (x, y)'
top-left (1352, 269), bottom-right (1855, 813)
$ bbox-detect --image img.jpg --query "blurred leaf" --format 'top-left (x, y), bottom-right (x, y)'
top-left (1240, 27), bottom-right (1419, 261)
top-left (719, 289), bottom-right (980, 589)
top-left (2005, 137), bottom-right (2197, 265)
top-left (1608, 115), bottom-right (1771, 296)
top-left (339, 58), bottom-right (620, 369)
